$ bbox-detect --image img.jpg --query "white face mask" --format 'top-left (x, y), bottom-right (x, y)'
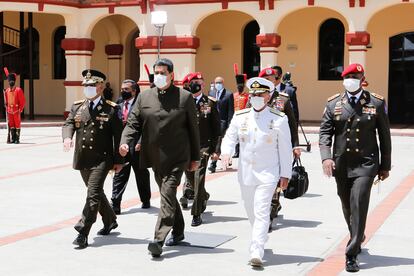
top-left (154, 74), bottom-right (168, 89)
top-left (343, 78), bottom-right (361, 93)
top-left (215, 83), bottom-right (223, 91)
top-left (250, 96), bottom-right (266, 110)
top-left (83, 86), bottom-right (97, 99)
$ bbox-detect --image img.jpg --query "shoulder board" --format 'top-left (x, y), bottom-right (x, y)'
top-left (105, 100), bottom-right (117, 107)
top-left (371, 93), bottom-right (384, 101)
top-left (208, 96), bottom-right (217, 102)
top-left (279, 92), bottom-right (289, 98)
top-left (327, 93), bottom-right (340, 102)
top-left (269, 107), bottom-right (285, 117)
top-left (74, 100), bottom-right (84, 105)
top-left (235, 108), bottom-right (251, 115)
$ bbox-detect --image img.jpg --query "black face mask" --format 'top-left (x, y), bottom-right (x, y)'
top-left (9, 81), bottom-right (15, 87)
top-left (121, 90), bottom-right (132, 100)
top-left (189, 82), bottom-right (202, 94)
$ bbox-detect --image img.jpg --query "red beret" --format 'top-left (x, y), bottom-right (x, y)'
top-left (258, 68), bottom-right (277, 77)
top-left (182, 73), bottom-right (192, 84)
top-left (187, 72), bottom-right (203, 82)
top-left (341, 63), bottom-right (364, 77)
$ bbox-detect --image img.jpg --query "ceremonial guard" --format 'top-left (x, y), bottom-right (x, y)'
top-left (257, 68), bottom-right (300, 228)
top-left (62, 69), bottom-right (123, 249)
top-left (179, 72), bottom-right (221, 226)
top-left (221, 77), bottom-right (292, 267)
top-left (319, 63), bottom-right (392, 272)
top-left (4, 71), bottom-right (25, 144)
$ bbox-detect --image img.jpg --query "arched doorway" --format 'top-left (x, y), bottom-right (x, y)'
top-left (388, 32), bottom-right (414, 124)
top-left (125, 29), bottom-right (140, 81)
top-left (243, 20), bottom-right (260, 78)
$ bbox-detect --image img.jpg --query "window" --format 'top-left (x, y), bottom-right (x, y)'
top-left (53, 26), bottom-right (66, 79)
top-left (318, 19), bottom-right (344, 80)
top-left (243, 20), bottom-right (260, 78)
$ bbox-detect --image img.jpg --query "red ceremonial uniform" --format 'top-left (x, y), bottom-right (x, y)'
top-left (5, 87), bottom-right (25, 128)
top-left (233, 91), bottom-right (249, 111)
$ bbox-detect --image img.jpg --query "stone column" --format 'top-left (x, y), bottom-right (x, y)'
top-left (256, 33), bottom-right (281, 68)
top-left (346, 31), bottom-right (370, 67)
top-left (105, 44), bottom-right (123, 98)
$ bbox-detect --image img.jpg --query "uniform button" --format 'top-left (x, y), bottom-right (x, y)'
top-left (82, 145), bottom-right (85, 148)
top-left (82, 137), bottom-right (85, 141)
top-left (356, 138), bottom-right (359, 142)
top-left (347, 129), bottom-right (350, 132)
top-left (355, 149), bottom-right (359, 152)
top-left (357, 118), bottom-right (360, 122)
top-left (356, 129), bottom-right (360, 132)
top-left (83, 130), bottom-right (86, 133)
top-left (347, 148), bottom-right (350, 152)
top-left (89, 146), bottom-right (93, 149)
top-left (346, 138), bottom-right (350, 142)
top-left (92, 122), bottom-right (95, 126)
top-left (104, 152), bottom-right (107, 155)
top-left (90, 138), bottom-right (93, 141)
top-left (347, 119), bottom-right (351, 122)
top-left (91, 130), bottom-right (94, 133)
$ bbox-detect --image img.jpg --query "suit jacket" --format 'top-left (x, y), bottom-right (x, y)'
top-left (62, 98), bottom-right (123, 170)
top-left (195, 94), bottom-right (221, 154)
top-left (119, 96), bottom-right (139, 161)
top-left (319, 90), bottom-right (392, 178)
top-left (121, 85), bottom-right (200, 174)
top-left (209, 88), bottom-right (234, 134)
top-left (280, 83), bottom-right (299, 122)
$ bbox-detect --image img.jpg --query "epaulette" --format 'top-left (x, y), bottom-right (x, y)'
top-left (279, 92), bottom-right (289, 98)
top-left (269, 107), bottom-right (285, 117)
top-left (105, 100), bottom-right (117, 107)
top-left (371, 93), bottom-right (384, 101)
top-left (208, 96), bottom-right (217, 102)
top-left (74, 100), bottom-right (84, 105)
top-left (235, 108), bottom-right (251, 115)
top-left (327, 93), bottom-right (340, 102)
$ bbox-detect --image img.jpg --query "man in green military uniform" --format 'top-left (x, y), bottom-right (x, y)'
top-left (180, 72), bottom-right (221, 227)
top-left (63, 69), bottom-right (123, 249)
top-left (319, 63), bottom-right (391, 272)
top-left (120, 58), bottom-right (200, 258)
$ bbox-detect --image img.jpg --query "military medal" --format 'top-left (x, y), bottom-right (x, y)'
top-left (74, 115), bottom-right (81, 128)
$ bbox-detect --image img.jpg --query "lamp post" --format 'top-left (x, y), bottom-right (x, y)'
top-left (151, 11), bottom-right (167, 60)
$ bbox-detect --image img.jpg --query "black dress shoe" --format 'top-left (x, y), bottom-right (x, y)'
top-left (148, 241), bottom-right (163, 257)
top-left (208, 165), bottom-right (216, 173)
top-left (165, 234), bottom-right (185, 246)
top-left (346, 256), bottom-right (360, 272)
top-left (232, 153), bottom-right (239, 158)
top-left (97, 221), bottom-right (118, 235)
top-left (141, 202), bottom-right (151, 209)
top-left (179, 196), bottom-right (188, 209)
top-left (191, 215), bottom-right (202, 227)
top-left (73, 233), bottom-right (88, 248)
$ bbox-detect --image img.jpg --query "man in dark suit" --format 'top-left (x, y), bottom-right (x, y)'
top-left (272, 66), bottom-right (300, 122)
top-left (208, 76), bottom-right (234, 173)
top-left (319, 63), bottom-right (391, 272)
top-left (111, 80), bottom-right (151, 214)
top-left (62, 69), bottom-right (123, 249)
top-left (120, 58), bottom-right (200, 258)
top-left (180, 72), bottom-right (221, 226)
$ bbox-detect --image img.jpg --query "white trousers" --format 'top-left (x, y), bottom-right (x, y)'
top-left (240, 182), bottom-right (277, 259)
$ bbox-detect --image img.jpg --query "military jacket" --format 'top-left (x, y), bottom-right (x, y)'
top-left (319, 90), bottom-right (392, 177)
top-left (62, 98), bottom-right (123, 170)
top-left (195, 95), bottom-right (221, 154)
top-left (221, 107), bottom-right (292, 186)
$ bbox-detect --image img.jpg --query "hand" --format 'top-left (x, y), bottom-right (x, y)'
top-left (322, 159), bottom-right (336, 177)
top-left (189, 161), bottom-right (199, 172)
top-left (63, 138), bottom-right (73, 152)
top-left (279, 177), bottom-right (289, 190)
top-left (119, 144), bottom-right (129, 157)
top-left (113, 164), bottom-right (123, 173)
top-left (211, 153), bottom-right (220, 161)
top-left (378, 170), bottom-right (390, 181)
top-left (293, 148), bottom-right (301, 158)
top-left (221, 154), bottom-right (231, 170)
top-left (135, 143), bottom-right (141, 152)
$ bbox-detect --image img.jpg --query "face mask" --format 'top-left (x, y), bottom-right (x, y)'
top-left (121, 90), bottom-right (132, 100)
top-left (83, 86), bottom-right (97, 99)
top-left (215, 83), bottom-right (223, 91)
top-left (250, 96), bottom-right (266, 110)
top-left (190, 82), bottom-right (202, 94)
top-left (9, 81), bottom-right (15, 87)
top-left (343, 78), bottom-right (361, 93)
top-left (154, 74), bottom-right (168, 89)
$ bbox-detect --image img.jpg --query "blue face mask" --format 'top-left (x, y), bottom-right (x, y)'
top-left (215, 83), bottom-right (223, 91)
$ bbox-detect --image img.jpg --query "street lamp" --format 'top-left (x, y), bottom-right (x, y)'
top-left (151, 11), bottom-right (167, 60)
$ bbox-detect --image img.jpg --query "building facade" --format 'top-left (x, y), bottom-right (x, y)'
top-left (1, 0), bottom-right (413, 123)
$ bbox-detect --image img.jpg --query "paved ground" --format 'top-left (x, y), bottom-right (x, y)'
top-left (1, 127), bottom-right (414, 275)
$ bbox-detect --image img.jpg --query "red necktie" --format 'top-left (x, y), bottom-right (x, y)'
top-left (123, 101), bottom-right (129, 123)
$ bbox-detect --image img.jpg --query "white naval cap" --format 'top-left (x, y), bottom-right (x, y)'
top-left (246, 77), bottom-right (275, 94)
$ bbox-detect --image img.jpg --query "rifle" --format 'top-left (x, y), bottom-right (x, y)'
top-left (3, 88), bottom-right (10, 143)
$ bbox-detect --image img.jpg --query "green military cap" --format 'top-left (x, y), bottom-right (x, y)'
top-left (82, 69), bottom-right (106, 85)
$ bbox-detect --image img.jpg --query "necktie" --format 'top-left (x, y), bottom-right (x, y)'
top-left (89, 101), bottom-right (94, 112)
top-left (123, 101), bottom-right (129, 123)
top-left (350, 96), bottom-right (357, 107)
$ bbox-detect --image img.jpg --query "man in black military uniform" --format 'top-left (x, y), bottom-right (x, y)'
top-left (111, 80), bottom-right (151, 214)
top-left (180, 72), bottom-right (221, 226)
top-left (319, 63), bottom-right (391, 272)
top-left (119, 58), bottom-right (200, 258)
top-left (257, 67), bottom-right (301, 229)
top-left (62, 69), bottom-right (123, 249)
top-left (207, 76), bottom-right (234, 173)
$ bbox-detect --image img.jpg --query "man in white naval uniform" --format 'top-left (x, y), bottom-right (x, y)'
top-left (221, 77), bottom-right (292, 267)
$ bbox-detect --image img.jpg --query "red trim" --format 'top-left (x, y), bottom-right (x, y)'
top-left (259, 50), bottom-right (278, 54)
top-left (402, 0), bottom-right (409, 2)
top-left (268, 0), bottom-right (274, 10)
top-left (359, 0), bottom-right (365, 7)
top-left (63, 81), bottom-right (82, 86)
top-left (63, 111), bottom-right (70, 119)
top-left (108, 6), bottom-right (114, 13)
top-left (348, 49), bottom-right (367, 52)
top-left (308, 0), bottom-right (314, 5)
top-left (221, 0), bottom-right (228, 9)
top-left (105, 44), bottom-right (123, 56)
top-left (65, 53), bottom-right (92, 56)
top-left (38, 2), bottom-right (44, 11)
top-left (61, 38), bottom-right (95, 51)
top-left (108, 57), bottom-right (122, 60)
top-left (136, 36), bottom-right (200, 49)
top-left (140, 51), bottom-right (196, 55)
top-left (259, 0), bottom-right (265, 10)
top-left (256, 33), bottom-right (281, 48)
top-left (346, 32), bottom-right (370, 46)
top-left (3, 0), bottom-right (143, 9)
top-left (349, 0), bottom-right (355, 7)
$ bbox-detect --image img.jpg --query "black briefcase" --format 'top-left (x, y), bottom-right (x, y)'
top-left (283, 158), bottom-right (309, 199)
